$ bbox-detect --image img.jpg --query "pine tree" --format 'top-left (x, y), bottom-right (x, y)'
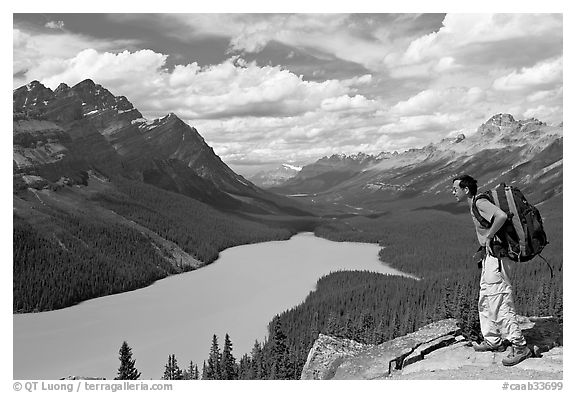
top-left (201, 361), bottom-right (207, 380)
top-left (114, 341), bottom-right (141, 380)
top-left (220, 333), bottom-right (238, 380)
top-left (204, 334), bottom-right (222, 380)
top-left (162, 354), bottom-right (183, 380)
top-left (183, 361), bottom-right (199, 380)
top-left (250, 340), bottom-right (266, 379)
top-left (238, 354), bottom-right (251, 379)
top-left (268, 318), bottom-right (291, 379)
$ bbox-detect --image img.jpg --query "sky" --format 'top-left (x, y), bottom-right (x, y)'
top-left (12, 11), bottom-right (564, 176)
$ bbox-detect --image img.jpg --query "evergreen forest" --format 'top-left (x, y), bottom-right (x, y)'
top-left (13, 177), bottom-right (294, 312)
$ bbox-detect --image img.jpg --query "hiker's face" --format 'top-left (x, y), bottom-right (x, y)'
top-left (452, 180), bottom-right (468, 203)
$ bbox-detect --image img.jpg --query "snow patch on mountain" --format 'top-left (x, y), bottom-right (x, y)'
top-left (283, 164), bottom-right (303, 171)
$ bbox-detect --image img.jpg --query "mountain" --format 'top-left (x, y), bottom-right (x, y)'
top-left (272, 152), bottom-right (380, 194)
top-left (13, 79), bottom-right (314, 312)
top-left (272, 114), bottom-right (563, 211)
top-left (13, 79), bottom-right (312, 214)
top-left (248, 163), bottom-right (302, 188)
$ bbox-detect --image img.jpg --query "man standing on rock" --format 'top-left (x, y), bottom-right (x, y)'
top-left (452, 174), bottom-right (531, 366)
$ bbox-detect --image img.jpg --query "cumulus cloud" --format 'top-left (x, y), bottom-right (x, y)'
top-left (492, 57), bottom-right (563, 91)
top-left (158, 14), bottom-right (418, 72)
top-left (391, 87), bottom-right (486, 117)
top-left (20, 46), bottom-right (381, 123)
top-left (379, 113), bottom-right (466, 135)
top-left (527, 87), bottom-right (563, 103)
top-left (45, 21), bottom-right (65, 30)
top-left (522, 105), bottom-right (562, 121)
top-left (399, 14), bottom-right (561, 66)
top-left (12, 25), bottom-right (138, 87)
top-left (389, 14), bottom-right (562, 80)
top-left (37, 49), bottom-right (168, 90)
top-left (320, 95), bottom-right (378, 112)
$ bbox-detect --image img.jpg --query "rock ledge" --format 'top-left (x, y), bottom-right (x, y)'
top-left (301, 317), bottom-right (562, 380)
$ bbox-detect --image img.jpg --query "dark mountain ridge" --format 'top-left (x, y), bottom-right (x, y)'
top-left (13, 79), bottom-right (310, 215)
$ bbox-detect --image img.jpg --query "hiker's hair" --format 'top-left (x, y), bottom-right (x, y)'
top-left (453, 174), bottom-right (478, 196)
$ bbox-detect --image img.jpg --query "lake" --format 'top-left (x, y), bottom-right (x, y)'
top-left (13, 232), bottom-right (414, 379)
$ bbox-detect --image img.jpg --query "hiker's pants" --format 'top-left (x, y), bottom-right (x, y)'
top-left (478, 254), bottom-right (526, 347)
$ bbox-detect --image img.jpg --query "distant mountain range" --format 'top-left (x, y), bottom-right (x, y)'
top-left (271, 113), bottom-right (563, 211)
top-left (248, 164), bottom-right (302, 188)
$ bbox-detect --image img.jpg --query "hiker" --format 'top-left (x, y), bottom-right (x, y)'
top-left (452, 175), bottom-right (531, 366)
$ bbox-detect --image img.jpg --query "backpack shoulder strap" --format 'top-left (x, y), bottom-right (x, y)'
top-left (472, 192), bottom-right (493, 229)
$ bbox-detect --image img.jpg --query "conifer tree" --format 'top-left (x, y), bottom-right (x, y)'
top-left (250, 340), bottom-right (266, 379)
top-left (204, 334), bottom-right (221, 380)
top-left (238, 354), bottom-right (251, 379)
top-left (162, 354), bottom-right (183, 380)
top-left (114, 341), bottom-right (141, 380)
top-left (268, 318), bottom-right (292, 379)
top-left (183, 361), bottom-right (199, 380)
top-left (220, 333), bottom-right (238, 380)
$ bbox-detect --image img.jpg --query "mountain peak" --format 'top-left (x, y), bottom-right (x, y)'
top-left (478, 113), bottom-right (520, 136)
top-left (54, 83), bottom-right (70, 96)
top-left (13, 81), bottom-right (54, 114)
top-left (487, 113), bottom-right (516, 124)
top-left (26, 80), bottom-right (48, 91)
top-left (74, 79), bottom-right (96, 88)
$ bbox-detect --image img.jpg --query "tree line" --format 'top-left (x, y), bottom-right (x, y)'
top-left (114, 318), bottom-right (297, 380)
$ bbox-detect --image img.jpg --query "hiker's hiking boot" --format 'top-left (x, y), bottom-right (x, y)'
top-left (472, 340), bottom-right (507, 352)
top-left (502, 345), bottom-right (532, 366)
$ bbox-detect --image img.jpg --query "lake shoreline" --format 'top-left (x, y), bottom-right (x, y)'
top-left (14, 232), bottom-right (413, 379)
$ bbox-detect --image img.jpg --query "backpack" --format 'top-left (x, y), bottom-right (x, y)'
top-left (472, 183), bottom-right (551, 275)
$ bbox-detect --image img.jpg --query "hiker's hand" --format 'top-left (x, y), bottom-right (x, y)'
top-left (473, 246), bottom-right (485, 268)
top-left (485, 237), bottom-right (493, 256)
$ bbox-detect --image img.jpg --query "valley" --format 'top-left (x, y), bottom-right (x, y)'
top-left (13, 79), bottom-right (563, 380)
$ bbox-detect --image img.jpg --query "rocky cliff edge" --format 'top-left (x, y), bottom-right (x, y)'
top-left (301, 317), bottom-right (562, 380)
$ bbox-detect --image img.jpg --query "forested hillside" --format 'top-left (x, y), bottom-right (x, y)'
top-left (13, 177), bottom-right (294, 312)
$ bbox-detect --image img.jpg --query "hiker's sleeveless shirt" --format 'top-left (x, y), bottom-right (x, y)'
top-left (470, 198), bottom-right (499, 246)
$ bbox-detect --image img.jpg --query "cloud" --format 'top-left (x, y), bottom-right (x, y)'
top-left (391, 87), bottom-right (486, 117)
top-left (320, 95), bottom-right (378, 112)
top-left (492, 57), bottom-right (563, 91)
top-left (12, 26), bottom-right (139, 87)
top-left (400, 14), bottom-right (562, 66)
top-left (37, 49), bottom-right (168, 90)
top-left (389, 14), bottom-right (562, 79)
top-left (527, 87), bottom-right (563, 103)
top-left (155, 14), bottom-right (425, 72)
top-left (20, 45), bottom-right (380, 122)
top-left (45, 21), bottom-right (65, 30)
top-left (378, 113), bottom-right (466, 135)
top-left (522, 105), bottom-right (562, 121)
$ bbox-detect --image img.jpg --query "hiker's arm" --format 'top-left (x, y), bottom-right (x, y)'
top-left (477, 200), bottom-right (508, 243)
top-left (485, 209), bottom-right (508, 241)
